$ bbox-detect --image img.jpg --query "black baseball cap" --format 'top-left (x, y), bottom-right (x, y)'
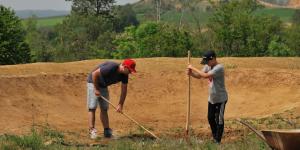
top-left (201, 50), bottom-right (216, 65)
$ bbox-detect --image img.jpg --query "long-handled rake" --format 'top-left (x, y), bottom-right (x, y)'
top-left (100, 96), bottom-right (160, 140)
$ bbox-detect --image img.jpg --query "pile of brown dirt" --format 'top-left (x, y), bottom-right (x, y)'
top-left (289, 0), bottom-right (300, 7)
top-left (0, 58), bottom-right (299, 137)
top-left (257, 0), bottom-right (300, 8)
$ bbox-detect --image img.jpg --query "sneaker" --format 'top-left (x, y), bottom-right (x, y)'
top-left (104, 128), bottom-right (112, 138)
top-left (213, 139), bottom-right (221, 145)
top-left (89, 128), bottom-right (97, 139)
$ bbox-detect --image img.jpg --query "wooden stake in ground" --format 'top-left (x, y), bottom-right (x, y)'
top-left (185, 51), bottom-right (191, 136)
top-left (99, 96), bottom-right (160, 140)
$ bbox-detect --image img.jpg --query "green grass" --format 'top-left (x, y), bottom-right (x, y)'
top-left (102, 134), bottom-right (269, 150)
top-left (0, 129), bottom-right (44, 150)
top-left (36, 16), bottom-right (65, 27)
top-left (255, 8), bottom-right (295, 22)
top-left (0, 132), bottom-right (267, 150)
top-left (22, 16), bottom-right (66, 28)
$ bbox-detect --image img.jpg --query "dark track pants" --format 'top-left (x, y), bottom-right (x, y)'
top-left (208, 101), bottom-right (227, 143)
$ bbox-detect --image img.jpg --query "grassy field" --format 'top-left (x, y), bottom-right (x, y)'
top-left (36, 16), bottom-right (65, 27)
top-left (255, 8), bottom-right (296, 22)
top-left (22, 16), bottom-right (66, 28)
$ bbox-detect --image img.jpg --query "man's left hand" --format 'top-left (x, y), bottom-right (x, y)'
top-left (116, 104), bottom-right (123, 113)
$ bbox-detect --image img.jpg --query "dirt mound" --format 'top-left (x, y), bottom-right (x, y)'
top-left (257, 0), bottom-right (300, 8)
top-left (0, 58), bottom-right (299, 136)
top-left (289, 0), bottom-right (300, 6)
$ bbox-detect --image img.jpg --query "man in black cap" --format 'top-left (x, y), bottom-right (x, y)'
top-left (186, 50), bottom-right (228, 144)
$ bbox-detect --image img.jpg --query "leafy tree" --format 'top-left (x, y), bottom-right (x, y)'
top-left (267, 35), bottom-right (292, 56)
top-left (190, 28), bottom-right (215, 56)
top-left (54, 13), bottom-right (115, 61)
top-left (292, 9), bottom-right (300, 24)
top-left (113, 22), bottom-right (192, 58)
top-left (285, 24), bottom-right (300, 56)
top-left (51, 0), bottom-right (140, 61)
top-left (0, 5), bottom-right (30, 65)
top-left (113, 4), bottom-right (139, 32)
top-left (65, 0), bottom-right (115, 17)
top-left (159, 24), bottom-right (192, 56)
top-left (208, 0), bottom-right (283, 56)
top-left (24, 16), bottom-right (55, 62)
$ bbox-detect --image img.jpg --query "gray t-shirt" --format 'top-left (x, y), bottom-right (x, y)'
top-left (202, 64), bottom-right (228, 104)
top-left (87, 61), bottom-right (128, 87)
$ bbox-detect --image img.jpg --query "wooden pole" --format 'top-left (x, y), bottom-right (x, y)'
top-left (100, 96), bottom-right (160, 140)
top-left (185, 51), bottom-right (191, 136)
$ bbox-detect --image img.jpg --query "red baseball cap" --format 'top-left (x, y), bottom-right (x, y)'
top-left (122, 59), bottom-right (136, 73)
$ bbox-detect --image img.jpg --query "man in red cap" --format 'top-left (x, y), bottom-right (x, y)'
top-left (86, 59), bottom-right (136, 139)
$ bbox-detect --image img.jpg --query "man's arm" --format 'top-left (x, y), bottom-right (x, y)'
top-left (92, 68), bottom-right (101, 96)
top-left (116, 83), bottom-right (127, 113)
top-left (188, 64), bottom-right (213, 78)
top-left (189, 70), bottom-right (202, 79)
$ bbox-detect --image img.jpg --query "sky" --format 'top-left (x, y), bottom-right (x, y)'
top-left (0, 0), bottom-right (140, 10)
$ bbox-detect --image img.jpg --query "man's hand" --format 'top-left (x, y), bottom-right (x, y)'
top-left (187, 64), bottom-right (194, 70)
top-left (95, 89), bottom-right (101, 96)
top-left (116, 104), bottom-right (123, 113)
top-left (186, 64), bottom-right (193, 75)
top-left (186, 68), bottom-right (192, 76)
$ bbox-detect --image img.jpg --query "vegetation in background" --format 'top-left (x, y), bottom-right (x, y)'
top-left (35, 16), bottom-right (65, 27)
top-left (113, 22), bottom-right (192, 58)
top-left (0, 5), bottom-right (30, 65)
top-left (255, 8), bottom-right (295, 22)
top-left (24, 15), bottom-right (56, 62)
top-left (1, 0), bottom-right (300, 65)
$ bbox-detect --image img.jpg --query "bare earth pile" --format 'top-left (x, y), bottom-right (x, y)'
top-left (0, 58), bottom-right (299, 138)
top-left (289, 0), bottom-right (300, 7)
top-left (257, 0), bottom-right (300, 8)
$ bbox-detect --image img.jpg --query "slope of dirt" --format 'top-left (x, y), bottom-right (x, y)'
top-left (257, 0), bottom-right (300, 8)
top-left (0, 58), bottom-right (299, 136)
top-left (289, 0), bottom-right (300, 7)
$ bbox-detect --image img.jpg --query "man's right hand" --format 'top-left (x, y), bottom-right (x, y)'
top-left (95, 89), bottom-right (101, 96)
top-left (186, 68), bottom-right (192, 76)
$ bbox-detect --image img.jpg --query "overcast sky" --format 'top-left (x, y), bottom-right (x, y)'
top-left (0, 0), bottom-right (140, 10)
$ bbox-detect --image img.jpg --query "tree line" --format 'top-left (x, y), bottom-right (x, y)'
top-left (1, 0), bottom-right (300, 65)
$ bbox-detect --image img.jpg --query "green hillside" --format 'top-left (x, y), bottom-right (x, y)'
top-left (22, 16), bottom-right (66, 28)
top-left (36, 16), bottom-right (65, 27)
top-left (21, 2), bottom-right (296, 28)
top-left (255, 8), bottom-right (295, 22)
top-left (133, 1), bottom-right (296, 25)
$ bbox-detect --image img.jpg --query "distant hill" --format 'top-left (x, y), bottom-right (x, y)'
top-left (16, 10), bottom-right (70, 19)
top-left (132, 0), bottom-right (296, 25)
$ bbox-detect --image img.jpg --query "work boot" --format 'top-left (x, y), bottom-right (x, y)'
top-left (104, 128), bottom-right (112, 138)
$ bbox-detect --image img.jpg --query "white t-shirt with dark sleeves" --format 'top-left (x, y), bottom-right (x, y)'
top-left (202, 64), bottom-right (228, 104)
